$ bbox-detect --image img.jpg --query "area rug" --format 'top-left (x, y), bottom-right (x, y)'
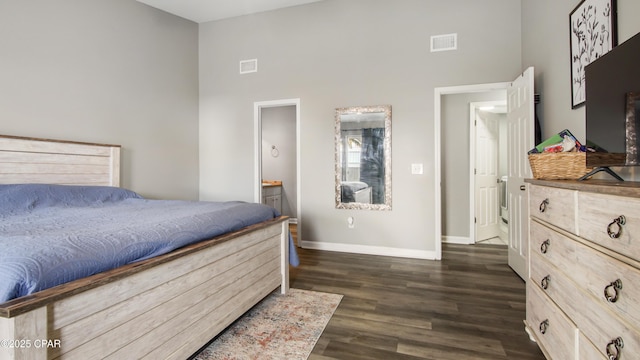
top-left (192, 288), bottom-right (343, 360)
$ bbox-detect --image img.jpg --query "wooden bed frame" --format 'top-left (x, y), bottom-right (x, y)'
top-left (0, 135), bottom-right (290, 359)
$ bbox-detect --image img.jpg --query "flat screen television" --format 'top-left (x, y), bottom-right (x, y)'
top-left (585, 31), bottom-right (640, 180)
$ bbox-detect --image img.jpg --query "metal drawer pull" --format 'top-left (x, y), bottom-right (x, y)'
top-left (541, 275), bottom-right (550, 290)
top-left (604, 279), bottom-right (623, 303)
top-left (539, 319), bottom-right (549, 334)
top-left (539, 198), bottom-right (549, 213)
top-left (540, 239), bottom-right (550, 254)
top-left (606, 337), bottom-right (624, 360)
top-left (607, 215), bottom-right (626, 239)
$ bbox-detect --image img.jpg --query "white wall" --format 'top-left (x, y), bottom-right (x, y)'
top-left (522, 0), bottom-right (640, 145)
top-left (0, 0), bottom-right (200, 200)
top-left (522, 0), bottom-right (640, 180)
top-left (199, 0), bottom-right (522, 256)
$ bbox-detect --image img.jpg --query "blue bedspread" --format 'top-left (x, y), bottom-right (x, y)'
top-left (0, 184), bottom-right (298, 303)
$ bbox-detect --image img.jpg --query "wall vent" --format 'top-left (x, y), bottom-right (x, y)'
top-left (239, 59), bottom-right (258, 74)
top-left (430, 33), bottom-right (457, 52)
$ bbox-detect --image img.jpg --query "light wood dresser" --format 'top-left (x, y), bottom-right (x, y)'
top-left (524, 179), bottom-right (640, 360)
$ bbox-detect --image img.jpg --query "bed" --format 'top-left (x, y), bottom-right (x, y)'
top-left (340, 181), bottom-right (372, 203)
top-left (0, 135), bottom-right (292, 360)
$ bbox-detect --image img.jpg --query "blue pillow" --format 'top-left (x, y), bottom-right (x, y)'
top-left (0, 184), bottom-right (143, 214)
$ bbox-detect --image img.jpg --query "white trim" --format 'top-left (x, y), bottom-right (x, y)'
top-left (436, 82), bottom-right (510, 95)
top-left (433, 90), bottom-right (442, 260)
top-left (300, 240), bottom-right (437, 260)
top-left (469, 102), bottom-right (477, 245)
top-left (434, 82), bottom-right (510, 261)
top-left (442, 236), bottom-right (473, 245)
top-left (254, 98), bottom-right (301, 237)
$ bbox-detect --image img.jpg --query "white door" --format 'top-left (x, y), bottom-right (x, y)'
top-left (475, 110), bottom-right (500, 242)
top-left (507, 67), bottom-right (535, 280)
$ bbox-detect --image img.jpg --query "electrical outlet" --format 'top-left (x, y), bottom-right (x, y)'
top-left (347, 216), bottom-right (355, 228)
top-left (411, 163), bottom-right (423, 175)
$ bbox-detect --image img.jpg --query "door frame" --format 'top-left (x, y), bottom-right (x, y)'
top-left (254, 98), bottom-right (301, 234)
top-left (469, 100), bottom-right (507, 244)
top-left (434, 82), bottom-right (509, 259)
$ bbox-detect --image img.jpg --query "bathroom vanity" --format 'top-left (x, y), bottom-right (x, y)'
top-left (262, 180), bottom-right (282, 213)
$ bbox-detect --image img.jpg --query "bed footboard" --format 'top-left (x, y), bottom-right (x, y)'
top-left (354, 187), bottom-right (372, 203)
top-left (0, 217), bottom-right (289, 360)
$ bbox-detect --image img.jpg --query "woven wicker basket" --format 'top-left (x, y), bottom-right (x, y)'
top-left (528, 152), bottom-right (593, 180)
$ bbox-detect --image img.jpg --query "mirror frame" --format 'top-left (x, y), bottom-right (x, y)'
top-left (626, 92), bottom-right (640, 165)
top-left (335, 104), bottom-right (392, 210)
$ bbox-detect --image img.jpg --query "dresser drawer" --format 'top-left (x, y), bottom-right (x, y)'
top-left (578, 332), bottom-right (608, 360)
top-left (574, 318), bottom-right (638, 360)
top-left (262, 185), bottom-right (282, 196)
top-left (529, 185), bottom-right (577, 234)
top-left (530, 220), bottom-right (577, 275)
top-left (578, 192), bottom-right (640, 260)
top-left (571, 237), bottom-right (640, 335)
top-left (531, 250), bottom-right (640, 360)
top-left (530, 251), bottom-right (579, 320)
top-left (526, 283), bottom-right (576, 360)
top-left (532, 219), bottom-right (640, 330)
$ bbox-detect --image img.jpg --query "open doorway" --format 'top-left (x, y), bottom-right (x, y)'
top-left (254, 99), bottom-right (301, 244)
top-left (470, 100), bottom-right (508, 245)
top-left (434, 82), bottom-right (509, 260)
top-left (435, 68), bottom-right (535, 280)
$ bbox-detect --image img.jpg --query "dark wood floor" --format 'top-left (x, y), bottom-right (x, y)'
top-left (289, 243), bottom-right (546, 360)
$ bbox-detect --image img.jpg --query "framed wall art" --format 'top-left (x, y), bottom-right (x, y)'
top-left (569, 0), bottom-right (617, 108)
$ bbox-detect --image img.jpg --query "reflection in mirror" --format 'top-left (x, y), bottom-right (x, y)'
top-left (335, 105), bottom-right (391, 210)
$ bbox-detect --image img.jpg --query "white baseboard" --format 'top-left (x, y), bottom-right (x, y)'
top-left (442, 236), bottom-right (473, 245)
top-left (299, 240), bottom-right (437, 260)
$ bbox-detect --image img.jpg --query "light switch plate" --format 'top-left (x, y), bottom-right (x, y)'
top-left (411, 163), bottom-right (423, 175)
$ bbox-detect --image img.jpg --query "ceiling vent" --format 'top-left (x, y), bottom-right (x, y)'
top-left (430, 33), bottom-right (457, 52)
top-left (239, 59), bottom-right (258, 74)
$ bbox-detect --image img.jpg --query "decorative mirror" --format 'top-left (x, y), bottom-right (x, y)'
top-left (335, 105), bottom-right (391, 210)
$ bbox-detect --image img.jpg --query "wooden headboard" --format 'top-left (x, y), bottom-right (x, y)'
top-left (0, 135), bottom-right (121, 186)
